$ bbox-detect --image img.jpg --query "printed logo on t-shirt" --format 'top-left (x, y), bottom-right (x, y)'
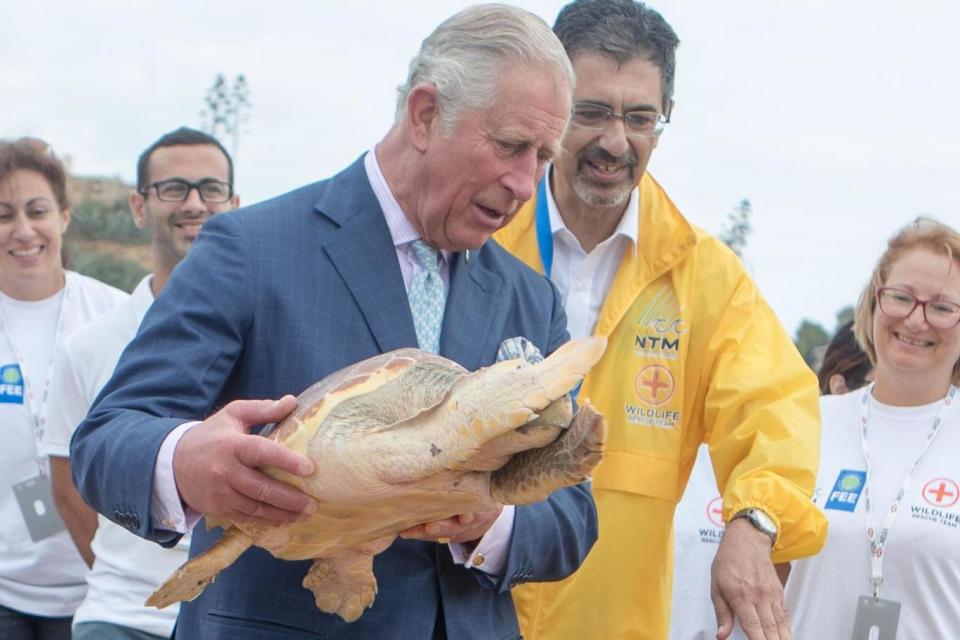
top-left (824, 469), bottom-right (866, 512)
top-left (0, 364), bottom-right (24, 404)
top-left (911, 477), bottom-right (960, 529)
top-left (698, 496), bottom-right (725, 544)
top-left (921, 477), bottom-right (959, 508)
top-left (706, 496), bottom-right (725, 528)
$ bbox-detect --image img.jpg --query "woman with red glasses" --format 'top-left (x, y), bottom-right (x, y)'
top-left (785, 217), bottom-right (960, 638)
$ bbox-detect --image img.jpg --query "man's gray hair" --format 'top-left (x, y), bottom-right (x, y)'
top-left (396, 3), bottom-right (574, 131)
top-left (553, 0), bottom-right (679, 111)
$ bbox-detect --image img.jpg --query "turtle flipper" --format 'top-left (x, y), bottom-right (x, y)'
top-left (145, 528), bottom-right (252, 608)
top-left (490, 400), bottom-right (606, 505)
top-left (303, 536), bottom-right (393, 622)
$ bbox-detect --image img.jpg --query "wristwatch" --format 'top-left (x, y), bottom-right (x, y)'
top-left (732, 507), bottom-right (778, 544)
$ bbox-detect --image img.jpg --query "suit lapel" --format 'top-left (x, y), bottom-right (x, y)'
top-left (441, 249), bottom-right (506, 370)
top-left (316, 156), bottom-right (418, 353)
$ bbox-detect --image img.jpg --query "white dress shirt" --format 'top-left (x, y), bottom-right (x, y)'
top-left (543, 166), bottom-right (639, 339)
top-left (151, 149), bottom-right (513, 577)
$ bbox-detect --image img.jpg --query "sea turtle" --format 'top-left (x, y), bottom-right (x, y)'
top-left (146, 336), bottom-right (607, 622)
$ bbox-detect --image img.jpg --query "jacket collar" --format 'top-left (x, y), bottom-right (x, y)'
top-left (632, 171), bottom-right (698, 283)
top-left (497, 169), bottom-right (698, 282)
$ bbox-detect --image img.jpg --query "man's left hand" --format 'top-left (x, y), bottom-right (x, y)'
top-left (399, 506), bottom-right (504, 544)
top-left (711, 517), bottom-right (790, 640)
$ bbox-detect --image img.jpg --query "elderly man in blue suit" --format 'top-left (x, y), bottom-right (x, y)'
top-left (71, 4), bottom-right (597, 639)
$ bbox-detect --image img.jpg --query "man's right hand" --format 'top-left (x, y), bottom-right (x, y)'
top-left (172, 395), bottom-right (318, 526)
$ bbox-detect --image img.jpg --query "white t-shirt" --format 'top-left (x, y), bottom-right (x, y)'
top-left (0, 271), bottom-right (126, 617)
top-left (40, 275), bottom-right (188, 636)
top-left (670, 444), bottom-right (746, 640)
top-left (785, 387), bottom-right (960, 638)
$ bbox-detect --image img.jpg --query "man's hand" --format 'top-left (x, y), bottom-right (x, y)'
top-left (399, 506), bottom-right (504, 544)
top-left (711, 517), bottom-right (789, 640)
top-left (50, 456), bottom-right (97, 567)
top-left (173, 396), bottom-right (318, 526)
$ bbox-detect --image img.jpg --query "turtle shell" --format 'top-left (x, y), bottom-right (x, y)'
top-left (271, 349), bottom-right (466, 449)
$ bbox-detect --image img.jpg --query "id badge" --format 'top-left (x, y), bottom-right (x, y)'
top-left (12, 473), bottom-right (67, 542)
top-left (851, 595), bottom-right (901, 639)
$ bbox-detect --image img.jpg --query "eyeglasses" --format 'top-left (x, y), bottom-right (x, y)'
top-left (571, 102), bottom-right (669, 137)
top-left (877, 287), bottom-right (960, 329)
top-left (142, 178), bottom-right (233, 203)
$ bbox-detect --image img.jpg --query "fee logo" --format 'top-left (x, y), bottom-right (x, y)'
top-left (0, 364), bottom-right (24, 404)
top-left (824, 469), bottom-right (866, 512)
top-left (922, 478), bottom-right (959, 508)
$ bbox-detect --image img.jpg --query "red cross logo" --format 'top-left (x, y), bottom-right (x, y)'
top-left (922, 478), bottom-right (959, 508)
top-left (635, 365), bottom-right (675, 406)
top-left (706, 497), bottom-right (725, 528)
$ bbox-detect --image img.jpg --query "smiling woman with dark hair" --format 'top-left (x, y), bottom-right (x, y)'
top-left (0, 139), bottom-right (126, 640)
top-left (786, 217), bottom-right (960, 638)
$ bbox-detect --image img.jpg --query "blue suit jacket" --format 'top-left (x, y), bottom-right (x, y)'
top-left (72, 156), bottom-right (597, 640)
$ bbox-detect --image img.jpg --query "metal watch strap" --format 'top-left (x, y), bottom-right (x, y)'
top-left (732, 507), bottom-right (777, 543)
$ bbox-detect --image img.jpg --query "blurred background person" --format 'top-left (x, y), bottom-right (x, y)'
top-left (670, 321), bottom-right (873, 639)
top-left (818, 319), bottom-right (873, 395)
top-left (785, 216), bottom-right (960, 638)
top-left (39, 128), bottom-right (238, 640)
top-left (0, 138), bottom-right (126, 639)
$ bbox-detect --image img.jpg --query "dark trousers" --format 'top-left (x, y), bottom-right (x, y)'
top-left (0, 604), bottom-right (71, 640)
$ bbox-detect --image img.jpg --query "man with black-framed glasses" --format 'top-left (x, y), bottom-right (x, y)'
top-left (40, 127), bottom-right (238, 640)
top-left (494, 1), bottom-right (826, 639)
top-left (132, 130), bottom-right (239, 296)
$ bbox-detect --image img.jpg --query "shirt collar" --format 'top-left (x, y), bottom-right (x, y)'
top-left (364, 149), bottom-right (451, 263)
top-left (544, 164), bottom-right (639, 254)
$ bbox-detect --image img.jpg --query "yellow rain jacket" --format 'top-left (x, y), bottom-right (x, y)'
top-left (494, 172), bottom-right (827, 640)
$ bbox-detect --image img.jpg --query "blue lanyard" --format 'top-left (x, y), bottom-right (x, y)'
top-left (533, 177), bottom-right (583, 401)
top-left (534, 177), bottom-right (553, 277)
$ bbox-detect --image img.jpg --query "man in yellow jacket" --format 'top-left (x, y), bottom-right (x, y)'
top-left (493, 2), bottom-right (827, 639)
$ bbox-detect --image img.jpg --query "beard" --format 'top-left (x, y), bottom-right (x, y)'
top-left (571, 144), bottom-right (638, 208)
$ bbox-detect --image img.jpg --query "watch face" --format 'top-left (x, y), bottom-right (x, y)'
top-left (736, 508), bottom-right (777, 538)
top-left (750, 509), bottom-right (777, 535)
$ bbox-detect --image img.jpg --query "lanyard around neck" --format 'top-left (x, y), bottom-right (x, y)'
top-left (0, 282), bottom-right (71, 450)
top-left (534, 177), bottom-right (553, 278)
top-left (858, 382), bottom-right (958, 597)
top-left (534, 176), bottom-right (587, 401)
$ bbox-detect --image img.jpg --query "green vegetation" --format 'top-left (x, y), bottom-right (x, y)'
top-left (718, 199), bottom-right (752, 259)
top-left (202, 72), bottom-right (251, 160)
top-left (64, 201), bottom-right (149, 292)
top-left (69, 201), bottom-right (150, 244)
top-left (793, 306), bottom-right (857, 370)
top-left (794, 320), bottom-right (830, 368)
top-left (66, 245), bottom-right (147, 293)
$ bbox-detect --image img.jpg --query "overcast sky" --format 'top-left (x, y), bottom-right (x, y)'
top-left (3, 1), bottom-right (958, 334)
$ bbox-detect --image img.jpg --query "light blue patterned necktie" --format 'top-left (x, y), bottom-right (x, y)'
top-left (408, 239), bottom-right (446, 353)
